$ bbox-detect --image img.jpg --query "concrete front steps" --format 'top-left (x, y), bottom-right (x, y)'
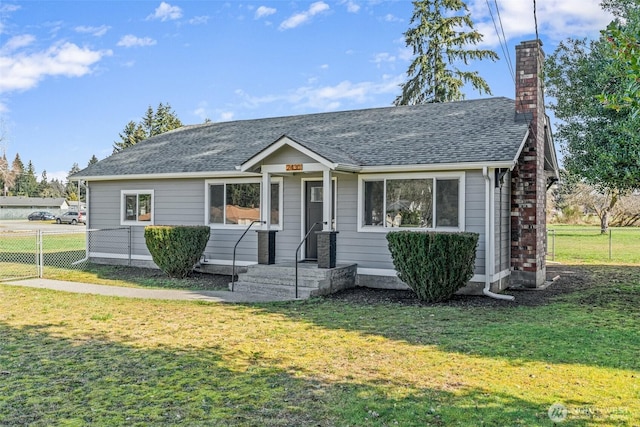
top-left (230, 262), bottom-right (357, 299)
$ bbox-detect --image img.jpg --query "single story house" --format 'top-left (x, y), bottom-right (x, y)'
top-left (73, 40), bottom-right (558, 298)
top-left (0, 196), bottom-right (69, 220)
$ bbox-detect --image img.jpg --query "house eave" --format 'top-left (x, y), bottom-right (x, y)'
top-left (359, 161), bottom-right (517, 174)
top-left (70, 170), bottom-right (260, 182)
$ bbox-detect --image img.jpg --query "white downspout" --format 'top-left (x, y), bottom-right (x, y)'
top-left (483, 167), bottom-right (515, 301)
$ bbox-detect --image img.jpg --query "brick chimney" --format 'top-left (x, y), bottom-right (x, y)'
top-left (510, 39), bottom-right (547, 287)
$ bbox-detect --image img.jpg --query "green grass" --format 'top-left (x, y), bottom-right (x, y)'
top-left (1, 265), bottom-right (639, 426)
top-left (547, 225), bottom-right (640, 264)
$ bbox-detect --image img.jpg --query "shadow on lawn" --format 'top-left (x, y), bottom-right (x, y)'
top-left (0, 322), bottom-right (590, 426)
top-left (257, 265), bottom-right (640, 372)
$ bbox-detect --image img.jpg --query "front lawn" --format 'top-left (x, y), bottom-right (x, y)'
top-left (0, 265), bottom-right (638, 426)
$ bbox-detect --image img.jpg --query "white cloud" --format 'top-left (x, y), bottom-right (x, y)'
top-left (117, 35), bottom-right (157, 48)
top-left (0, 4), bottom-right (20, 13)
top-left (279, 1), bottom-right (330, 30)
top-left (468, 0), bottom-right (614, 47)
top-left (0, 34), bottom-right (36, 53)
top-left (147, 2), bottom-right (183, 22)
top-left (255, 6), bottom-right (276, 19)
top-left (75, 25), bottom-right (111, 37)
top-left (234, 75), bottom-right (402, 112)
top-left (342, 1), bottom-right (360, 13)
top-left (0, 41), bottom-right (112, 94)
top-left (189, 16), bottom-right (209, 25)
top-left (384, 14), bottom-right (402, 23)
top-left (219, 111), bottom-right (234, 121)
top-left (372, 52), bottom-right (396, 67)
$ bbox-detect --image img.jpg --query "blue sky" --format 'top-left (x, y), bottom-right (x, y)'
top-left (0, 0), bottom-right (613, 183)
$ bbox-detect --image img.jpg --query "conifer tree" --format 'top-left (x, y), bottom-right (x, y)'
top-left (394, 0), bottom-right (498, 105)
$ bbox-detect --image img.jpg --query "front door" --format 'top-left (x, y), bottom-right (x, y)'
top-left (305, 181), bottom-right (324, 260)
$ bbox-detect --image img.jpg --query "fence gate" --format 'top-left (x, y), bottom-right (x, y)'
top-left (0, 230), bottom-right (40, 281)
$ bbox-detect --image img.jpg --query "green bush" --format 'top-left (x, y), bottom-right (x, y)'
top-left (144, 226), bottom-right (211, 278)
top-left (386, 231), bottom-right (479, 302)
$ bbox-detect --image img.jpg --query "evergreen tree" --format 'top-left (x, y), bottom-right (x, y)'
top-left (88, 154), bottom-right (99, 166)
top-left (113, 121), bottom-right (146, 153)
top-left (66, 163), bottom-right (83, 201)
top-left (113, 103), bottom-right (182, 153)
top-left (21, 161), bottom-right (39, 197)
top-left (9, 153), bottom-right (24, 195)
top-left (394, 0), bottom-right (498, 105)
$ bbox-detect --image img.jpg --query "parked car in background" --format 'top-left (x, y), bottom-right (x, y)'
top-left (27, 211), bottom-right (56, 221)
top-left (55, 211), bottom-right (87, 225)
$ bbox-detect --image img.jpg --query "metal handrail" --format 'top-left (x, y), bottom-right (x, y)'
top-left (294, 221), bottom-right (326, 298)
top-left (231, 220), bottom-right (265, 292)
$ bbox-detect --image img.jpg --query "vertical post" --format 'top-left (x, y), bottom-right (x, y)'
top-left (262, 173), bottom-right (271, 230)
top-left (38, 230), bottom-right (43, 278)
top-left (609, 228), bottom-right (612, 260)
top-left (552, 229), bottom-right (555, 261)
top-left (322, 169), bottom-right (332, 231)
top-left (128, 226), bottom-right (132, 266)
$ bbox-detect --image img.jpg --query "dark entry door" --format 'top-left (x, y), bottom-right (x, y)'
top-left (305, 181), bottom-right (324, 260)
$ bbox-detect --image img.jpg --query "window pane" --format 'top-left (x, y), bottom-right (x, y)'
top-left (226, 183), bottom-right (260, 225)
top-left (138, 194), bottom-right (152, 222)
top-left (209, 185), bottom-right (224, 224)
top-left (386, 179), bottom-right (433, 228)
top-left (364, 181), bottom-right (384, 226)
top-left (436, 179), bottom-right (459, 227)
top-left (270, 183), bottom-right (279, 225)
top-left (125, 195), bottom-right (137, 221)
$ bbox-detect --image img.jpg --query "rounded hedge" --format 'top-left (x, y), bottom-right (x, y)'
top-left (144, 225), bottom-right (211, 278)
top-left (386, 231), bottom-right (479, 302)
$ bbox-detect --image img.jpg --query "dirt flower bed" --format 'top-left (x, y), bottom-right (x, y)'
top-left (325, 264), bottom-right (612, 308)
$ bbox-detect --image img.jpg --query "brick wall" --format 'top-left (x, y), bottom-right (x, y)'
top-left (510, 40), bottom-right (547, 287)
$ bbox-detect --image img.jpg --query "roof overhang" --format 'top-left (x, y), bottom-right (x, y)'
top-left (544, 115), bottom-right (560, 180)
top-left (70, 170), bottom-right (260, 182)
top-left (238, 135), bottom-right (361, 173)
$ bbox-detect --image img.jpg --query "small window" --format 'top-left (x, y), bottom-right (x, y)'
top-left (121, 190), bottom-right (154, 224)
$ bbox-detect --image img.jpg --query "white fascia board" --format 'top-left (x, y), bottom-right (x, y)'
top-left (359, 161), bottom-right (515, 174)
top-left (240, 135), bottom-right (337, 171)
top-left (511, 128), bottom-right (531, 170)
top-left (77, 170), bottom-right (259, 182)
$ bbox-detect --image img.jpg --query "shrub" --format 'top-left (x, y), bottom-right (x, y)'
top-left (144, 226), bottom-right (211, 278)
top-left (386, 231), bottom-right (479, 302)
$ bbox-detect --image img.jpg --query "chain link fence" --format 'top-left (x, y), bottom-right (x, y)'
top-left (547, 227), bottom-right (640, 264)
top-left (0, 227), bottom-right (131, 281)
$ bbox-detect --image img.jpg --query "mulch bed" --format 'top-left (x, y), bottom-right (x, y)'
top-left (324, 264), bottom-right (592, 308)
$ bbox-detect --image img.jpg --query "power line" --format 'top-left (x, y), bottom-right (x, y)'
top-left (485, 0), bottom-right (514, 84)
top-left (494, 0), bottom-right (514, 80)
top-left (533, 0), bottom-right (539, 42)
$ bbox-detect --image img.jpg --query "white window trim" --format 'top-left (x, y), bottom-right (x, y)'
top-left (204, 177), bottom-right (283, 229)
top-left (357, 171), bottom-right (465, 233)
top-left (120, 189), bottom-right (155, 226)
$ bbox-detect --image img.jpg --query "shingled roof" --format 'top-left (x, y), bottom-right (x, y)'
top-left (75, 97), bottom-right (529, 179)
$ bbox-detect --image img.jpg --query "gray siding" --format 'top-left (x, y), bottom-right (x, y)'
top-left (264, 146), bottom-right (316, 165)
top-left (465, 171), bottom-right (486, 275)
top-left (494, 171), bottom-right (511, 274)
top-left (87, 169), bottom-right (489, 278)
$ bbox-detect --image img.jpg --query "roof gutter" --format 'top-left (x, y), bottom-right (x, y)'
top-left (482, 166), bottom-right (515, 301)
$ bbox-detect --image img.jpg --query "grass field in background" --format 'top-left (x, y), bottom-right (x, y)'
top-left (547, 225), bottom-right (640, 265)
top-left (1, 265), bottom-right (639, 426)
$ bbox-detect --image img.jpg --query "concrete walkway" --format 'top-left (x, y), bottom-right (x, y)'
top-left (3, 278), bottom-right (299, 303)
